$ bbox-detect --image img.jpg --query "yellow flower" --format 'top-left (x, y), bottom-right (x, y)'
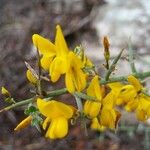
top-left (65, 52), bottom-right (86, 93)
top-left (14, 116), bottom-right (32, 131)
top-left (99, 92), bottom-right (121, 129)
top-left (49, 25), bottom-right (69, 82)
top-left (91, 117), bottom-right (105, 131)
top-left (37, 98), bottom-right (74, 139)
top-left (84, 75), bottom-right (102, 118)
top-left (1, 86), bottom-right (10, 97)
top-left (117, 75), bottom-right (150, 122)
top-left (26, 69), bottom-right (38, 84)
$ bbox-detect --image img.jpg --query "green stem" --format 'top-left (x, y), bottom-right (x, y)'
top-left (128, 38), bottom-right (137, 74)
top-left (105, 49), bottom-right (124, 81)
top-left (1, 71), bottom-right (150, 113)
top-left (0, 98), bottom-right (34, 113)
top-left (46, 88), bottom-right (68, 98)
top-left (102, 71), bottom-right (150, 84)
top-left (0, 88), bottom-right (68, 113)
top-left (74, 94), bottom-right (83, 112)
top-left (74, 92), bottom-right (98, 101)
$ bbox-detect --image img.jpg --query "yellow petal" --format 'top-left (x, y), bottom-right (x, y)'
top-left (136, 109), bottom-right (147, 121)
top-left (100, 108), bottom-right (121, 129)
top-left (138, 96), bottom-right (150, 111)
top-left (40, 55), bottom-right (54, 71)
top-left (50, 57), bottom-right (67, 82)
top-left (84, 101), bottom-right (101, 118)
top-left (65, 52), bottom-right (86, 93)
top-left (26, 69), bottom-right (38, 84)
top-left (102, 92), bottom-right (115, 108)
top-left (116, 98), bottom-right (124, 106)
top-left (81, 53), bottom-right (94, 68)
top-left (108, 82), bottom-right (124, 90)
top-left (118, 85), bottom-right (137, 103)
top-left (108, 82), bottom-right (124, 98)
top-left (14, 116), bottom-right (32, 131)
top-left (91, 118), bottom-right (105, 131)
top-left (45, 118), bottom-right (56, 139)
top-left (125, 98), bottom-right (139, 112)
top-left (43, 117), bottom-right (51, 130)
top-left (135, 96), bottom-right (150, 121)
top-left (127, 75), bottom-right (142, 92)
top-left (67, 52), bottom-right (83, 70)
top-left (37, 98), bottom-right (73, 119)
top-left (32, 34), bottom-right (56, 55)
top-left (87, 75), bottom-right (102, 100)
top-left (65, 70), bottom-right (75, 93)
top-left (45, 117), bottom-right (68, 139)
top-left (55, 25), bottom-right (68, 56)
top-left (73, 69), bottom-right (86, 92)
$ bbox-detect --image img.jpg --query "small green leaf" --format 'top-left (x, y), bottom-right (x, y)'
top-left (24, 103), bottom-right (38, 115)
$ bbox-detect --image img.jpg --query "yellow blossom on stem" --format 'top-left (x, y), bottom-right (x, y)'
top-left (14, 116), bottom-right (32, 131)
top-left (65, 52), bottom-right (87, 93)
top-left (49, 25), bottom-right (69, 82)
top-left (84, 75), bottom-right (102, 118)
top-left (37, 98), bottom-right (74, 139)
top-left (118, 75), bottom-right (150, 121)
top-left (99, 92), bottom-right (121, 129)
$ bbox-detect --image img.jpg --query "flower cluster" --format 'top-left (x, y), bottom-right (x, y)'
top-left (1, 25), bottom-right (150, 140)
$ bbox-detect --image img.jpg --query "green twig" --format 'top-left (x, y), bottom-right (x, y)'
top-left (74, 94), bottom-right (83, 112)
top-left (102, 71), bottom-right (150, 84)
top-left (0, 88), bottom-right (68, 113)
top-left (0, 98), bottom-right (34, 113)
top-left (1, 71), bottom-right (150, 113)
top-left (74, 92), bottom-right (98, 101)
top-left (105, 49), bottom-right (124, 81)
top-left (128, 38), bottom-right (137, 74)
top-left (46, 88), bottom-right (68, 98)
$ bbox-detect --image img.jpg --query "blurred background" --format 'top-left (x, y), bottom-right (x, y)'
top-left (0, 0), bottom-right (150, 149)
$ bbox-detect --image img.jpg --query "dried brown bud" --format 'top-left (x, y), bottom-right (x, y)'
top-left (103, 36), bottom-right (110, 51)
